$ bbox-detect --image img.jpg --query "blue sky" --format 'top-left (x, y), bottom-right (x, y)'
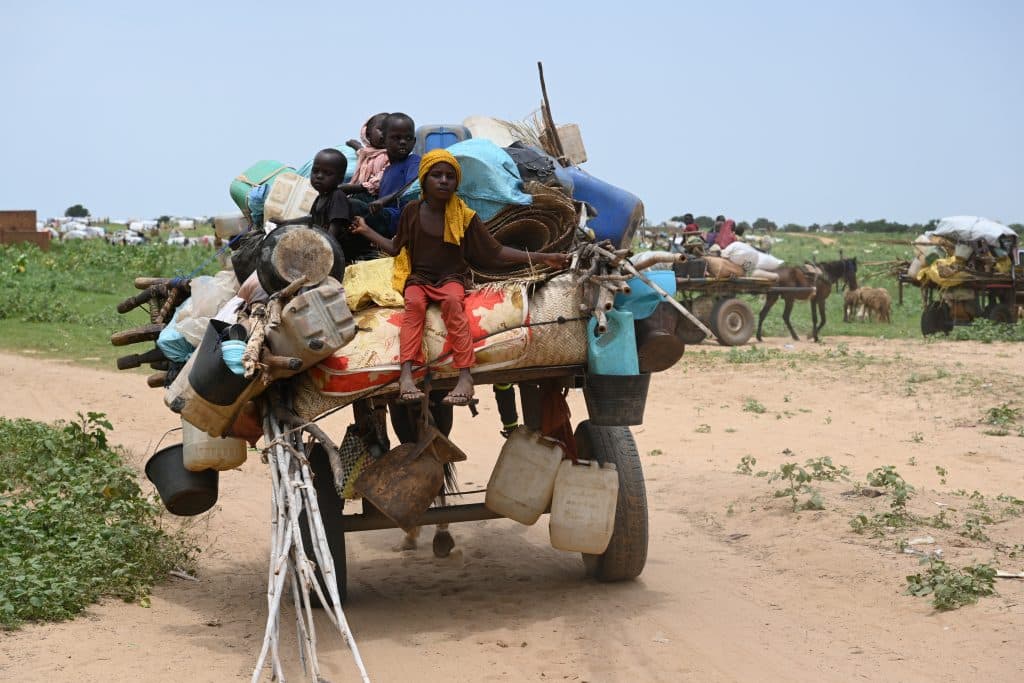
top-left (1, 1), bottom-right (1020, 226)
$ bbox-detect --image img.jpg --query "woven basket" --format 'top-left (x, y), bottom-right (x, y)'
top-left (492, 218), bottom-right (552, 252)
top-left (516, 274), bottom-right (587, 368)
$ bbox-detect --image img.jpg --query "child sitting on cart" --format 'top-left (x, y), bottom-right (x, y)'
top-left (351, 149), bottom-right (570, 406)
top-left (308, 148), bottom-right (380, 263)
top-left (340, 112), bottom-right (390, 201)
top-left (368, 112), bottom-right (420, 236)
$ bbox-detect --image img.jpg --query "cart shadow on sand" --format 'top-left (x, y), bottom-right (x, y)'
top-left (151, 522), bottom-right (667, 653)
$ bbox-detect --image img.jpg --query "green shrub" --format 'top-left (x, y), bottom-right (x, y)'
top-left (0, 413), bottom-right (196, 629)
top-left (905, 558), bottom-right (996, 610)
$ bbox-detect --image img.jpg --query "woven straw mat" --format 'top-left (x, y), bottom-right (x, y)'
top-left (472, 182), bottom-right (579, 284)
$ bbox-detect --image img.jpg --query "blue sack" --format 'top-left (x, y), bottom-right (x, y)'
top-left (402, 139), bottom-right (533, 221)
top-left (246, 184), bottom-right (270, 227)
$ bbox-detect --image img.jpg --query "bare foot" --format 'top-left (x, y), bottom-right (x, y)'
top-left (442, 369), bottom-right (475, 406)
top-left (398, 362), bottom-right (424, 403)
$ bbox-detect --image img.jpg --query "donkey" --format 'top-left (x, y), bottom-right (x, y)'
top-left (756, 258), bottom-right (858, 342)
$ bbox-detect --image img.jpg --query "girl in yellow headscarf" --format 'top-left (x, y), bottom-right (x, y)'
top-left (352, 148), bottom-right (570, 406)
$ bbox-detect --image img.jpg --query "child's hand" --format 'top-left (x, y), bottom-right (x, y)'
top-left (540, 253), bottom-right (572, 270)
top-left (350, 216), bottom-right (372, 236)
top-left (368, 200), bottom-right (383, 215)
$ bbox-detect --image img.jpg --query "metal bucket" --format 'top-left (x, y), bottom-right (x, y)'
top-left (256, 224), bottom-right (344, 294)
top-left (354, 427), bottom-right (467, 531)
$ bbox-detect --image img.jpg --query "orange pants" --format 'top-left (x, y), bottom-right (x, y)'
top-left (400, 282), bottom-right (475, 369)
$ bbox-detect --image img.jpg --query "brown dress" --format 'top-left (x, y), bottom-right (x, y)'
top-left (392, 200), bottom-right (507, 288)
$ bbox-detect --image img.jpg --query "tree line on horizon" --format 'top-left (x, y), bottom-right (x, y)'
top-left (666, 215), bottom-right (1024, 235)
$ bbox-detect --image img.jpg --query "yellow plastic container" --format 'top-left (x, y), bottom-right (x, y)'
top-left (181, 418), bottom-right (247, 472)
top-left (484, 428), bottom-right (564, 525)
top-left (549, 460), bottom-right (619, 554)
top-left (263, 172), bottom-right (318, 223)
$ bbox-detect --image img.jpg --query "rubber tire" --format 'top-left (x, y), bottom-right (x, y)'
top-left (298, 443), bottom-right (348, 605)
top-left (984, 302), bottom-right (1014, 324)
top-left (920, 302), bottom-right (953, 336)
top-left (575, 420), bottom-right (649, 582)
top-left (710, 297), bottom-right (755, 346)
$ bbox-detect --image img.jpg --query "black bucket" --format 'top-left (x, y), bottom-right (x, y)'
top-left (583, 372), bottom-right (651, 426)
top-left (257, 224), bottom-right (345, 294)
top-left (189, 320), bottom-right (253, 406)
top-left (145, 444), bottom-right (219, 516)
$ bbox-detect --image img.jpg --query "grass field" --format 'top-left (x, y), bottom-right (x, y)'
top-left (0, 239), bottom-right (221, 367)
top-left (1, 230), bottom-right (1019, 369)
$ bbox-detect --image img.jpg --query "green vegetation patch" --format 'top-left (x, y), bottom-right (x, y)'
top-left (0, 413), bottom-right (196, 629)
top-left (951, 319), bottom-right (1024, 343)
top-left (0, 240), bottom-right (220, 365)
top-left (905, 558), bottom-right (996, 611)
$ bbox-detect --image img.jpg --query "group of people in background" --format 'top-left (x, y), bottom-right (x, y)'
top-left (674, 213), bottom-right (744, 253)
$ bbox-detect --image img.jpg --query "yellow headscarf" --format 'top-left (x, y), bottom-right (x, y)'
top-left (391, 149), bottom-right (477, 292)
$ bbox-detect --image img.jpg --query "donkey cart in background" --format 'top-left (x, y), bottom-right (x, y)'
top-left (671, 276), bottom-right (817, 346)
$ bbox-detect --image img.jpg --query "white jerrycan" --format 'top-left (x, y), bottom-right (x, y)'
top-left (549, 460), bottom-right (619, 554)
top-left (485, 427), bottom-right (564, 525)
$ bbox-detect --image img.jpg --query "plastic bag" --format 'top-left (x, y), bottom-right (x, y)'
top-left (721, 242), bottom-right (760, 274)
top-left (156, 307), bottom-right (196, 362)
top-left (756, 252), bottom-right (785, 271)
top-left (723, 241), bottom-right (784, 273)
top-left (175, 270), bottom-right (241, 347)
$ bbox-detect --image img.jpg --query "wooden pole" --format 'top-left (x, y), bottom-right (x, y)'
top-left (253, 407), bottom-right (371, 682)
top-left (537, 61), bottom-right (567, 164)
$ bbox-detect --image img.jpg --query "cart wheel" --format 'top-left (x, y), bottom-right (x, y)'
top-left (920, 302), bottom-right (953, 336)
top-left (575, 420), bottom-right (648, 582)
top-left (984, 302), bottom-right (1014, 324)
top-left (298, 443), bottom-right (348, 605)
top-left (710, 297), bottom-right (755, 346)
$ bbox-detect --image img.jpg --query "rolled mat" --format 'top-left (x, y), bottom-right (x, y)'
top-left (472, 182), bottom-right (580, 283)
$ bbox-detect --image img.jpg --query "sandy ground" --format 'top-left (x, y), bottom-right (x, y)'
top-left (1, 337), bottom-right (1023, 683)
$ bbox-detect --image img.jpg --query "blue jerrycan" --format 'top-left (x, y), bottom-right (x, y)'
top-left (587, 309), bottom-right (640, 375)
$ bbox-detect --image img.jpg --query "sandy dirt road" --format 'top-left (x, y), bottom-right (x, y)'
top-left (1, 337), bottom-right (1022, 682)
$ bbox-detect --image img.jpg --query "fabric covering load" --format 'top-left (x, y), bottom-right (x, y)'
top-left (309, 284), bottom-right (530, 398)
